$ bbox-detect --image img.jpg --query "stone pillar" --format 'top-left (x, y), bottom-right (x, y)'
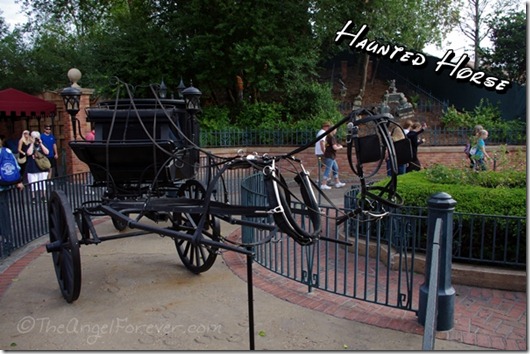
top-left (60, 69), bottom-right (94, 175)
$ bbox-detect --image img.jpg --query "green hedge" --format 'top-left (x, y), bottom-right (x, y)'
top-left (388, 167), bottom-right (526, 217)
top-left (376, 167), bottom-right (526, 267)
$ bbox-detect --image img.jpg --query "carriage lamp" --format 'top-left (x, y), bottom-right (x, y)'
top-left (159, 79), bottom-right (167, 99)
top-left (182, 83), bottom-right (202, 115)
top-left (177, 77), bottom-right (186, 99)
top-left (61, 86), bottom-right (82, 140)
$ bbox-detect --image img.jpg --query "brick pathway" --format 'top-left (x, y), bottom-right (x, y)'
top-left (223, 228), bottom-right (527, 351)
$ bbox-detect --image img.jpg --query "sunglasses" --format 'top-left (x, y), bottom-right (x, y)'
top-left (44, 128), bottom-right (51, 130)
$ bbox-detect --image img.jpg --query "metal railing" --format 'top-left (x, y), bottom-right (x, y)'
top-left (198, 127), bottom-right (526, 148)
top-left (344, 189), bottom-right (526, 269)
top-left (1, 165), bottom-right (526, 272)
top-left (0, 173), bottom-right (106, 258)
top-left (242, 173), bottom-right (420, 312)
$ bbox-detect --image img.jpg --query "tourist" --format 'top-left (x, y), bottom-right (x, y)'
top-left (40, 125), bottom-right (58, 179)
top-left (322, 128), bottom-right (346, 189)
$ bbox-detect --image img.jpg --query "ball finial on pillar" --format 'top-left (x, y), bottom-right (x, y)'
top-left (67, 68), bottom-right (82, 89)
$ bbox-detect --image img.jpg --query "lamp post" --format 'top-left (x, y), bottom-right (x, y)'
top-left (61, 86), bottom-right (81, 140)
top-left (181, 83), bottom-right (202, 115)
top-left (182, 83), bottom-right (202, 171)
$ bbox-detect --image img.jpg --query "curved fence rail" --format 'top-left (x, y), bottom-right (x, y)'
top-left (240, 172), bottom-right (525, 312)
top-left (241, 173), bottom-right (421, 312)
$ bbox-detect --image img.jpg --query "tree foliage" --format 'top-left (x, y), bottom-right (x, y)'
top-left (481, 10), bottom-right (526, 85)
top-left (2, 0), bottom-right (507, 122)
top-left (311, 0), bottom-right (460, 93)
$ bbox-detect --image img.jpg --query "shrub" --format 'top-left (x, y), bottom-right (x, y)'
top-left (390, 168), bottom-right (526, 216)
top-left (441, 98), bottom-right (526, 136)
top-left (374, 167), bottom-right (526, 267)
top-left (199, 106), bottom-right (231, 131)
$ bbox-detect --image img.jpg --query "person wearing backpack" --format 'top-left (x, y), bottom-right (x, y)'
top-left (0, 135), bottom-right (24, 191)
top-left (0, 136), bottom-right (24, 257)
top-left (470, 129), bottom-right (491, 171)
top-left (464, 125), bottom-right (483, 169)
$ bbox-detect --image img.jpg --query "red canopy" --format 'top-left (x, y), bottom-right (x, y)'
top-left (0, 88), bottom-right (56, 117)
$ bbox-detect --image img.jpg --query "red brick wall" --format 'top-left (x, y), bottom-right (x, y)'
top-left (208, 145), bottom-right (526, 182)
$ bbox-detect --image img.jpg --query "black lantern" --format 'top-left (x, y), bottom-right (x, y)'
top-left (182, 84), bottom-right (202, 115)
top-left (61, 86), bottom-right (81, 139)
top-left (177, 77), bottom-right (186, 99)
top-left (159, 79), bottom-right (167, 99)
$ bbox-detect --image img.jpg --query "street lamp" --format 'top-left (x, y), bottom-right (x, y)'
top-left (61, 86), bottom-right (81, 140)
top-left (181, 83), bottom-right (202, 115)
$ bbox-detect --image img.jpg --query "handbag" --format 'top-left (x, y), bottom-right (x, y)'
top-left (17, 153), bottom-right (27, 165)
top-left (34, 150), bottom-right (51, 171)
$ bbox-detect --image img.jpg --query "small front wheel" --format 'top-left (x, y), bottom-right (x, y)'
top-left (173, 180), bottom-right (221, 274)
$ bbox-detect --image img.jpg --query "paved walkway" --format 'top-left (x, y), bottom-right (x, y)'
top-left (224, 227), bottom-right (527, 350)
top-left (0, 185), bottom-right (526, 350)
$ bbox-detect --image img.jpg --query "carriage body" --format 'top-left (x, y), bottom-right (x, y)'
top-left (70, 98), bottom-right (199, 189)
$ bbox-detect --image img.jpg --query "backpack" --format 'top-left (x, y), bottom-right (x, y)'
top-left (0, 147), bottom-right (22, 185)
top-left (464, 143), bottom-right (471, 156)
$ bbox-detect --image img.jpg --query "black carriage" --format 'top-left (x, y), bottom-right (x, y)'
top-left (45, 83), bottom-right (411, 305)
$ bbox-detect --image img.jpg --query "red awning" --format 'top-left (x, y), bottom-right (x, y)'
top-left (0, 88), bottom-right (56, 117)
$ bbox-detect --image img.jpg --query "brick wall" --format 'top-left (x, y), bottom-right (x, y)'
top-left (207, 145), bottom-right (526, 183)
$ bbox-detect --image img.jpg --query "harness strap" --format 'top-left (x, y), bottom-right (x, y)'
top-left (263, 161), bottom-right (321, 246)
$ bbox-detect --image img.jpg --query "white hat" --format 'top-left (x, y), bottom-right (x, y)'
top-left (30, 131), bottom-right (40, 139)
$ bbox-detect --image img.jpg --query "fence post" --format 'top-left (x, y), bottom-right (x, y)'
top-left (0, 191), bottom-right (13, 258)
top-left (418, 192), bottom-right (457, 331)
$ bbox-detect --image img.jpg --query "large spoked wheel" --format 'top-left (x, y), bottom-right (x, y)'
top-left (173, 180), bottom-right (220, 274)
top-left (47, 190), bottom-right (81, 303)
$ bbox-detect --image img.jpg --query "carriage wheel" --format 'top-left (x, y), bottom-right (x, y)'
top-left (47, 190), bottom-right (81, 303)
top-left (174, 180), bottom-right (220, 274)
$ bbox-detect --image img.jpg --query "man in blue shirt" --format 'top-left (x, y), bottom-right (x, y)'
top-left (40, 125), bottom-right (58, 178)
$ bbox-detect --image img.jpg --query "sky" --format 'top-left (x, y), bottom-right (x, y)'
top-left (0, 0), bottom-right (526, 58)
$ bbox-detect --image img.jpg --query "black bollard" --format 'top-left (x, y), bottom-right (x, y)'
top-left (418, 192), bottom-right (457, 331)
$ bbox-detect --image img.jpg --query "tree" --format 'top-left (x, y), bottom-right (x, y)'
top-left (312, 0), bottom-right (461, 94)
top-left (456, 0), bottom-right (520, 69)
top-left (165, 0), bottom-right (319, 105)
top-left (481, 10), bottom-right (526, 85)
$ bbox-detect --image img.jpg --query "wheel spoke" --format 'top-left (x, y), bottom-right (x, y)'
top-left (47, 191), bottom-right (82, 303)
top-left (174, 180), bottom-right (220, 273)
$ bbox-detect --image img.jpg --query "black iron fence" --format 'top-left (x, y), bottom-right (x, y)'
top-left (1, 165), bottom-right (526, 271)
top-left (344, 189), bottom-right (526, 270)
top-left (0, 173), bottom-right (106, 258)
top-left (199, 127), bottom-right (526, 148)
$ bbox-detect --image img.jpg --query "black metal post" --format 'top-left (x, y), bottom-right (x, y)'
top-left (418, 192), bottom-right (457, 331)
top-left (0, 191), bottom-right (11, 258)
top-left (246, 252), bottom-right (255, 350)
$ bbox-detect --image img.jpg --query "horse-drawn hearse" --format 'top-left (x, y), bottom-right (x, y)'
top-left (45, 80), bottom-right (413, 305)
